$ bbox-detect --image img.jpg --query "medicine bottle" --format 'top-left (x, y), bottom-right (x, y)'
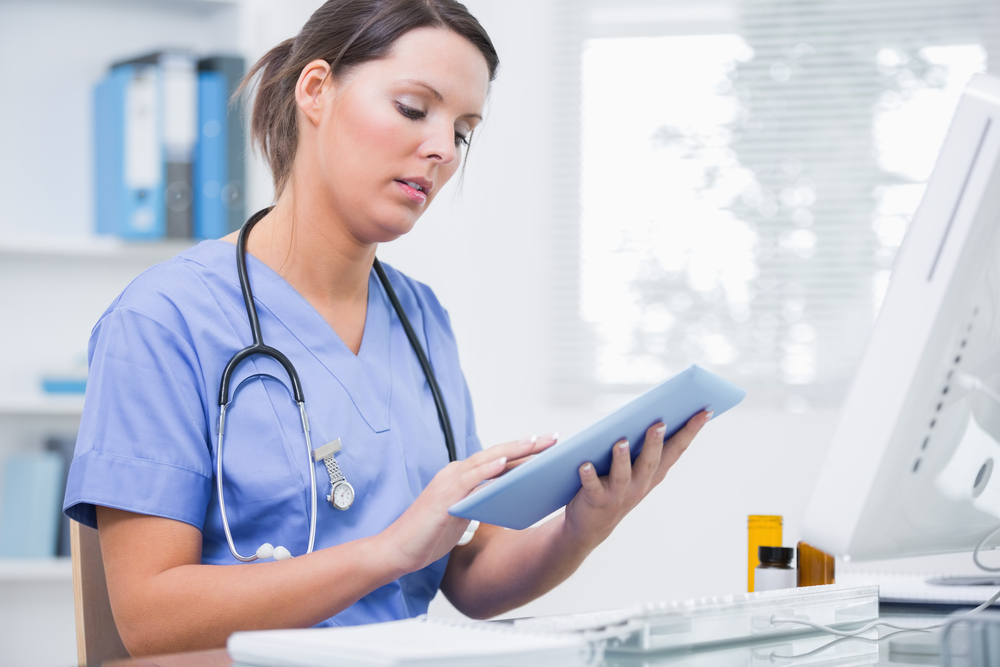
top-left (754, 546), bottom-right (796, 592)
top-left (796, 541), bottom-right (835, 587)
top-left (747, 515), bottom-right (782, 592)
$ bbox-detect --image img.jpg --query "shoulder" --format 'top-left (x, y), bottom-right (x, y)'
top-left (96, 240), bottom-right (235, 335)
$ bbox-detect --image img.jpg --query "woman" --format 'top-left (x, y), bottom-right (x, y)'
top-left (64, 0), bottom-right (709, 656)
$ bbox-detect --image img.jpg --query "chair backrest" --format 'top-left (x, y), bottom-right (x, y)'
top-left (70, 520), bottom-right (130, 664)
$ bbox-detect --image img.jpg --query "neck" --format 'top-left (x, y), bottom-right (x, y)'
top-left (246, 189), bottom-right (376, 309)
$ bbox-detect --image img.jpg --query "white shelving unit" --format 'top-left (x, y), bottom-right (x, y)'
top-left (0, 558), bottom-right (73, 583)
top-left (0, 235), bottom-right (195, 263)
top-left (0, 2), bottom-right (305, 665)
top-left (0, 395), bottom-right (85, 418)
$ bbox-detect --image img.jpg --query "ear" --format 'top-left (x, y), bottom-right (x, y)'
top-left (295, 59), bottom-right (334, 127)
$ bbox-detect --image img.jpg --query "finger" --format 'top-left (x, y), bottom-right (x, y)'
top-left (503, 432), bottom-right (560, 471)
top-left (503, 455), bottom-right (535, 472)
top-left (578, 461), bottom-right (606, 503)
top-left (458, 453), bottom-right (509, 489)
top-left (464, 435), bottom-right (540, 468)
top-left (528, 432), bottom-right (560, 455)
top-left (632, 422), bottom-right (667, 487)
top-left (608, 439), bottom-right (632, 495)
top-left (653, 410), bottom-right (712, 485)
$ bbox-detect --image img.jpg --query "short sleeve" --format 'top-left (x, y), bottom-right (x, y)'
top-left (64, 305), bottom-right (213, 530)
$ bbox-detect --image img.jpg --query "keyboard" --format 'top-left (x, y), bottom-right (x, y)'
top-left (510, 583), bottom-right (879, 653)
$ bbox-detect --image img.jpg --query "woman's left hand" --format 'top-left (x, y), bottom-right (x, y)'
top-left (562, 410), bottom-right (712, 549)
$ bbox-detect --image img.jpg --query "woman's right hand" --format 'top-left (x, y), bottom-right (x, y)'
top-left (378, 434), bottom-right (557, 574)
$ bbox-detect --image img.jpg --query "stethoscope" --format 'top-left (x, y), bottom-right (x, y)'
top-left (216, 208), bottom-right (461, 562)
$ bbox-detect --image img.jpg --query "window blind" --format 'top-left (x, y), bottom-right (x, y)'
top-left (553, 0), bottom-right (1000, 408)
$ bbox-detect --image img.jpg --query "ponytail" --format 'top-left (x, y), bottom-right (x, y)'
top-left (239, 38), bottom-right (299, 197)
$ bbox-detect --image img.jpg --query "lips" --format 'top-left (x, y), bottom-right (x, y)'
top-left (395, 177), bottom-right (433, 204)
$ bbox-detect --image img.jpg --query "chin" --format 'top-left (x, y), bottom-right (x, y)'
top-left (365, 213), bottom-right (420, 244)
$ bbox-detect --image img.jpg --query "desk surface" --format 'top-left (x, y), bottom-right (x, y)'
top-left (98, 649), bottom-right (230, 667)
top-left (94, 623), bottom-right (944, 667)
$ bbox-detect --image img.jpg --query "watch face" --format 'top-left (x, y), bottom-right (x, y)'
top-left (331, 481), bottom-right (354, 510)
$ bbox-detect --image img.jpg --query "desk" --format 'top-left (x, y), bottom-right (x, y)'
top-left (93, 648), bottom-right (229, 667)
top-left (90, 621), bottom-right (947, 667)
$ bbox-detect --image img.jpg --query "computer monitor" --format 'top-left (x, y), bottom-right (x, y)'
top-left (802, 73), bottom-right (1000, 562)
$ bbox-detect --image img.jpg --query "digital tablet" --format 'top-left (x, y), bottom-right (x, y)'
top-left (448, 365), bottom-right (746, 529)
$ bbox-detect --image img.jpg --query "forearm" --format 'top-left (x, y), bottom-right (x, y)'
top-left (115, 539), bottom-right (400, 655)
top-left (96, 505), bottom-right (410, 657)
top-left (441, 515), bottom-right (600, 619)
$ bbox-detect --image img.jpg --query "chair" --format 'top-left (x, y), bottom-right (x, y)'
top-left (70, 520), bottom-right (130, 664)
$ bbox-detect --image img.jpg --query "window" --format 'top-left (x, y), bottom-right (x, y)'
top-left (553, 0), bottom-right (1000, 409)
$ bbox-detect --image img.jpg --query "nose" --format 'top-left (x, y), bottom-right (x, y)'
top-left (421, 120), bottom-right (459, 165)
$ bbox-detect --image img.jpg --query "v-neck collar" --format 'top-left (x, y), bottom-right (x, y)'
top-left (193, 240), bottom-right (394, 433)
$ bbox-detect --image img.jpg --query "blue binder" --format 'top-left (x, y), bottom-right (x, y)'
top-left (194, 71), bottom-right (229, 239)
top-left (0, 452), bottom-right (65, 558)
top-left (199, 55), bottom-right (247, 234)
top-left (94, 68), bottom-right (127, 236)
top-left (93, 64), bottom-right (165, 239)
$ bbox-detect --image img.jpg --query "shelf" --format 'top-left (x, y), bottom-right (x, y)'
top-left (0, 235), bottom-right (196, 263)
top-left (10, 0), bottom-right (242, 11)
top-left (0, 395), bottom-right (85, 417)
top-left (0, 558), bottom-right (72, 583)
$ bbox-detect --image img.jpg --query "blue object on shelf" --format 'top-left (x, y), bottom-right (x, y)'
top-left (198, 55), bottom-right (247, 235)
top-left (0, 452), bottom-right (65, 558)
top-left (94, 67), bottom-right (129, 237)
top-left (94, 64), bottom-right (167, 239)
top-left (41, 378), bottom-right (87, 394)
top-left (194, 70), bottom-right (229, 240)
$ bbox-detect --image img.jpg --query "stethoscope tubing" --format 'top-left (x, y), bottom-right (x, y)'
top-left (371, 259), bottom-right (457, 463)
top-left (216, 209), bottom-right (456, 563)
top-left (217, 400), bottom-right (319, 562)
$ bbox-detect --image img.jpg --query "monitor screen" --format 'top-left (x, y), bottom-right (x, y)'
top-left (803, 73), bottom-right (1000, 561)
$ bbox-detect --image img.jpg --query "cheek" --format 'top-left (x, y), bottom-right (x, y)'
top-left (324, 105), bottom-right (410, 186)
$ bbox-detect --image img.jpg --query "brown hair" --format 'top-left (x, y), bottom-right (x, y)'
top-left (241, 0), bottom-right (499, 197)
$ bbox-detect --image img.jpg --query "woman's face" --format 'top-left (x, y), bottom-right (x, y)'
top-left (298, 27), bottom-right (490, 244)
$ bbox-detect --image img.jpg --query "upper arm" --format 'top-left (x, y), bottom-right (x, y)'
top-left (96, 507), bottom-right (204, 643)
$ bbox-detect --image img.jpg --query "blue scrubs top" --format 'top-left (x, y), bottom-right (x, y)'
top-left (63, 240), bottom-right (482, 626)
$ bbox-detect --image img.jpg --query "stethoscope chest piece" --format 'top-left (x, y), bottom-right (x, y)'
top-left (313, 438), bottom-right (354, 510)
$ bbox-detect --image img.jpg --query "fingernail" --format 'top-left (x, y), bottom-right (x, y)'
top-left (518, 435), bottom-right (538, 446)
top-left (656, 425), bottom-right (667, 437)
top-left (581, 462), bottom-right (593, 473)
top-left (705, 411), bottom-right (714, 422)
top-left (493, 456), bottom-right (507, 468)
top-left (617, 440), bottom-right (629, 454)
top-left (549, 432), bottom-right (560, 442)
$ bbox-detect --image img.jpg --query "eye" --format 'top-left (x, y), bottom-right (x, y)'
top-left (455, 132), bottom-right (470, 147)
top-left (396, 102), bottom-right (426, 120)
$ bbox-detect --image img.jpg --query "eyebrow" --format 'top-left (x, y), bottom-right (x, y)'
top-left (401, 79), bottom-right (483, 121)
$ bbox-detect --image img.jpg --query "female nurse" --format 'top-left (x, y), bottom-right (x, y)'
top-left (63, 0), bottom-right (710, 657)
